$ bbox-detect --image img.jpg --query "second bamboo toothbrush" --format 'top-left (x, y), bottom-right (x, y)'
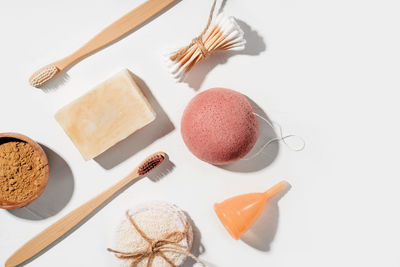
top-left (5, 152), bottom-right (167, 267)
top-left (29, 0), bottom-right (178, 88)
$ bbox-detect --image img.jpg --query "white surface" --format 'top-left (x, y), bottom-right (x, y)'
top-left (0, 0), bottom-right (399, 266)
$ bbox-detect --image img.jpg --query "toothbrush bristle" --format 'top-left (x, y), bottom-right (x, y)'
top-left (29, 65), bottom-right (59, 88)
top-left (137, 152), bottom-right (166, 176)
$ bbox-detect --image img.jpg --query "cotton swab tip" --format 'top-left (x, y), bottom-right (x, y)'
top-left (165, 13), bottom-right (245, 82)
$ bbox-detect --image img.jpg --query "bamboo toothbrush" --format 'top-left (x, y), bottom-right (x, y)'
top-left (29, 0), bottom-right (178, 88)
top-left (5, 152), bottom-right (167, 267)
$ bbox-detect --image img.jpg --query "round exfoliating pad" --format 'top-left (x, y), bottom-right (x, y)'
top-left (112, 201), bottom-right (193, 267)
top-left (181, 88), bottom-right (258, 165)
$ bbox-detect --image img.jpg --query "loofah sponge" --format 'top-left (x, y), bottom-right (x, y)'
top-left (111, 202), bottom-right (193, 267)
top-left (181, 88), bottom-right (258, 165)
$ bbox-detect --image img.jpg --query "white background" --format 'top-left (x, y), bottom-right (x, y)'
top-left (1, 0), bottom-right (400, 266)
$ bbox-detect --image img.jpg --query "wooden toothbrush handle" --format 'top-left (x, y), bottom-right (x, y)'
top-left (56, 0), bottom-right (177, 69)
top-left (5, 170), bottom-right (140, 267)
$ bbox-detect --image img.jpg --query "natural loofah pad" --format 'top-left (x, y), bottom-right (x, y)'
top-left (181, 88), bottom-right (258, 165)
top-left (111, 202), bottom-right (193, 267)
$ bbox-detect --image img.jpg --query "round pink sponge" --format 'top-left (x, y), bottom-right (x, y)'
top-left (181, 88), bottom-right (258, 165)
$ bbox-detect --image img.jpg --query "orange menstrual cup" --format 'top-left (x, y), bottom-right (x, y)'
top-left (214, 181), bottom-right (288, 240)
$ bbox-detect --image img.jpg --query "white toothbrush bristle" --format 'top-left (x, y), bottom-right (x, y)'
top-left (29, 65), bottom-right (59, 87)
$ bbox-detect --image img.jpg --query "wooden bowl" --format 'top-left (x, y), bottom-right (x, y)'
top-left (0, 133), bottom-right (49, 209)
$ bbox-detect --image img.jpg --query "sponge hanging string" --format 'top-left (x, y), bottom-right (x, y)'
top-left (166, 0), bottom-right (246, 82)
top-left (243, 113), bottom-right (306, 161)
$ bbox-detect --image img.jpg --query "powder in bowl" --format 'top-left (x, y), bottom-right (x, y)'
top-left (0, 135), bottom-right (48, 209)
top-left (109, 201), bottom-right (193, 267)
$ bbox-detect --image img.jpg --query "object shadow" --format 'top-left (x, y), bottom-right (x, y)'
top-left (219, 98), bottom-right (279, 173)
top-left (8, 145), bottom-right (74, 220)
top-left (94, 72), bottom-right (175, 169)
top-left (40, 72), bottom-right (70, 92)
top-left (147, 153), bottom-right (175, 182)
top-left (217, 0), bottom-right (227, 14)
top-left (182, 212), bottom-right (206, 267)
top-left (14, 155), bottom-right (173, 266)
top-left (184, 19), bottom-right (266, 90)
top-left (35, 0), bottom-right (182, 91)
top-left (241, 184), bottom-right (291, 251)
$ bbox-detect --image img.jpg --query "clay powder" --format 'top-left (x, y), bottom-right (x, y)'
top-left (0, 140), bottom-right (46, 203)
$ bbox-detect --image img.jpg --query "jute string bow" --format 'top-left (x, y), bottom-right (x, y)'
top-left (166, 0), bottom-right (245, 82)
top-left (107, 211), bottom-right (205, 267)
top-left (170, 0), bottom-right (217, 62)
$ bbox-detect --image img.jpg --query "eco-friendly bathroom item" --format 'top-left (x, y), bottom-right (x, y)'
top-left (214, 181), bottom-right (288, 240)
top-left (181, 88), bottom-right (258, 165)
top-left (29, 0), bottom-right (178, 87)
top-left (165, 0), bottom-right (245, 82)
top-left (109, 201), bottom-right (204, 267)
top-left (0, 133), bottom-right (49, 209)
top-left (55, 69), bottom-right (156, 160)
top-left (5, 152), bottom-right (166, 267)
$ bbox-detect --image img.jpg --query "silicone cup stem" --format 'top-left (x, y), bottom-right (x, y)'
top-left (264, 181), bottom-right (288, 199)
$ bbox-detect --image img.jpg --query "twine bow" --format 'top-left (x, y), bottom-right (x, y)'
top-left (170, 0), bottom-right (217, 61)
top-left (107, 211), bottom-right (205, 267)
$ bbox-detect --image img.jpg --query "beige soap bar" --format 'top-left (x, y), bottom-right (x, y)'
top-left (55, 69), bottom-right (156, 160)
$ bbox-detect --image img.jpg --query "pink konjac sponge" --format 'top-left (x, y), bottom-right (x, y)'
top-left (181, 88), bottom-right (258, 165)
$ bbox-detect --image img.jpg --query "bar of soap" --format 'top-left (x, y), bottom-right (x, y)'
top-left (55, 69), bottom-right (156, 160)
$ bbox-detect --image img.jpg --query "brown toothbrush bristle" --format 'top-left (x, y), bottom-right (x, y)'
top-left (29, 65), bottom-right (60, 88)
top-left (137, 153), bottom-right (166, 176)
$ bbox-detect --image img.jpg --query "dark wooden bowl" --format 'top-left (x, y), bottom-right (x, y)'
top-left (0, 133), bottom-right (49, 209)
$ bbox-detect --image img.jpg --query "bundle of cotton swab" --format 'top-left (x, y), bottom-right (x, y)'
top-left (165, 11), bottom-right (246, 82)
